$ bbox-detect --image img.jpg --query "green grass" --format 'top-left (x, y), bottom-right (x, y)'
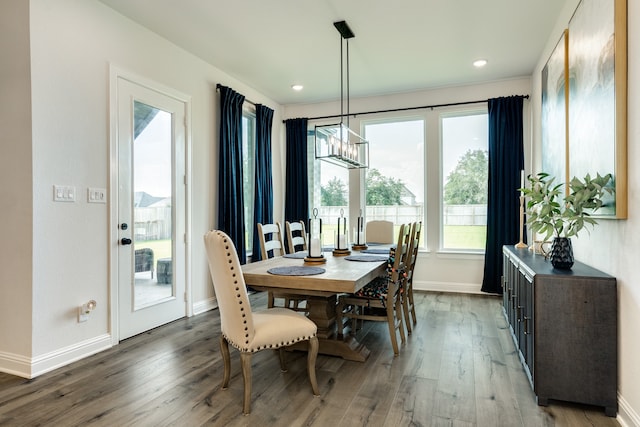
top-left (443, 225), bottom-right (486, 250)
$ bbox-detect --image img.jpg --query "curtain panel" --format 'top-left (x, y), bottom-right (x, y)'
top-left (251, 104), bottom-right (274, 261)
top-left (481, 96), bottom-right (525, 294)
top-left (217, 85), bottom-right (247, 264)
top-left (284, 118), bottom-right (310, 248)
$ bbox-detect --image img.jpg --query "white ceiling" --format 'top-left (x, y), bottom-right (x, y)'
top-left (99, 0), bottom-right (569, 105)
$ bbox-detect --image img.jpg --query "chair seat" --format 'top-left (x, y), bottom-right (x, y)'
top-left (354, 276), bottom-right (389, 300)
top-left (241, 309), bottom-right (316, 352)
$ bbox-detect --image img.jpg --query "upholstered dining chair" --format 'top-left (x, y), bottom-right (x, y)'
top-left (402, 221), bottom-right (421, 335)
top-left (336, 223), bottom-right (411, 356)
top-left (285, 220), bottom-right (307, 254)
top-left (204, 230), bottom-right (320, 415)
top-left (365, 220), bottom-right (395, 244)
top-left (257, 222), bottom-right (306, 312)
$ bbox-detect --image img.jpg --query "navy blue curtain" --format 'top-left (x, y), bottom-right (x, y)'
top-left (251, 104), bottom-right (274, 261)
top-left (481, 96), bottom-right (525, 294)
top-left (217, 85), bottom-right (247, 264)
top-left (284, 118), bottom-right (310, 228)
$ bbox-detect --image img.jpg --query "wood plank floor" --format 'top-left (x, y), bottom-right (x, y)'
top-left (0, 292), bottom-right (620, 426)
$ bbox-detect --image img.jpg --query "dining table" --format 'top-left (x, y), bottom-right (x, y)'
top-left (241, 250), bottom-right (389, 362)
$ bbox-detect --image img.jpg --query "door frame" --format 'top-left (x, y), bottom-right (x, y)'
top-left (108, 65), bottom-right (192, 345)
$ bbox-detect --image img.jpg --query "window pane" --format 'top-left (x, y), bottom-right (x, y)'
top-left (441, 112), bottom-right (488, 251)
top-left (364, 119), bottom-right (424, 242)
top-left (317, 158), bottom-right (348, 247)
top-left (242, 113), bottom-right (256, 253)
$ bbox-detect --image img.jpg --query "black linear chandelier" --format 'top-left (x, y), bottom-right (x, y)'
top-left (314, 20), bottom-right (369, 169)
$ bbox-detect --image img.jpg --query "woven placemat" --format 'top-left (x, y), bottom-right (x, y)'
top-left (267, 266), bottom-right (326, 276)
top-left (345, 255), bottom-right (388, 262)
top-left (283, 252), bottom-right (307, 259)
top-left (360, 248), bottom-right (391, 254)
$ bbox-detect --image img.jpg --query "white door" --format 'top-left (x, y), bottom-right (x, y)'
top-left (116, 77), bottom-right (187, 340)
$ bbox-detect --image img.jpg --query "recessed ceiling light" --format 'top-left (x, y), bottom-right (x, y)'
top-left (291, 84), bottom-right (304, 91)
top-left (473, 59), bottom-right (488, 68)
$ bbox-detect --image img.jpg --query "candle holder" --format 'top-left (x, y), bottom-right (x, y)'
top-left (351, 209), bottom-right (368, 250)
top-left (333, 208), bottom-right (351, 256)
top-left (305, 208), bottom-right (327, 263)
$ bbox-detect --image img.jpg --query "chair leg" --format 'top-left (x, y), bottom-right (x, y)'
top-left (402, 290), bottom-right (412, 335)
top-left (408, 287), bottom-right (418, 326)
top-left (240, 352), bottom-right (252, 415)
top-left (278, 348), bottom-right (287, 372)
top-left (386, 306), bottom-right (400, 356)
top-left (267, 291), bottom-right (275, 308)
top-left (307, 336), bottom-right (320, 396)
top-left (396, 298), bottom-right (406, 345)
top-left (219, 335), bottom-right (230, 389)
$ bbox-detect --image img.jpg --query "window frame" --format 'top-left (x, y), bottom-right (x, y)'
top-left (242, 108), bottom-right (256, 255)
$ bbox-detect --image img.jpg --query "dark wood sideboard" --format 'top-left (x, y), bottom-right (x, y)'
top-left (502, 245), bottom-right (617, 416)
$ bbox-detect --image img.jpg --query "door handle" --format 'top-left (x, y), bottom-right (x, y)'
top-left (121, 238), bottom-right (132, 245)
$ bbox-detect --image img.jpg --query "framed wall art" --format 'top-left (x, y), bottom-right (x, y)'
top-left (541, 30), bottom-right (569, 188)
top-left (567, 0), bottom-right (627, 218)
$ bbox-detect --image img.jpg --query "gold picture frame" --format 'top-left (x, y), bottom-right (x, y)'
top-left (567, 0), bottom-right (627, 218)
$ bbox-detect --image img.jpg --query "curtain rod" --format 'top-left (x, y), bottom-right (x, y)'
top-left (283, 94), bottom-right (530, 123)
top-left (216, 83), bottom-right (256, 107)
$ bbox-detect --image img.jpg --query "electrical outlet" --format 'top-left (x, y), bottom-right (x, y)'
top-left (78, 306), bottom-right (89, 323)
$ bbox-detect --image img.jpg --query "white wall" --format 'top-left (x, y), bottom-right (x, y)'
top-left (0, 0), bottom-right (34, 372)
top-left (531, 1), bottom-right (639, 425)
top-left (0, 0), bottom-right (284, 377)
top-left (284, 78), bottom-right (532, 294)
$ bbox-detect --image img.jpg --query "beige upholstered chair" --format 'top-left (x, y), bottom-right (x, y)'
top-left (365, 220), bottom-right (395, 244)
top-left (256, 222), bottom-right (285, 259)
top-left (204, 230), bottom-right (320, 415)
top-left (285, 220), bottom-right (307, 254)
top-left (336, 223), bottom-right (410, 356)
top-left (402, 222), bottom-right (421, 334)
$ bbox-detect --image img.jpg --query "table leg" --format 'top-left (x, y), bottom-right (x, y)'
top-left (289, 295), bottom-right (370, 362)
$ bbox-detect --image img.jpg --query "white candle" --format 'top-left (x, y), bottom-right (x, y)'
top-left (337, 234), bottom-right (346, 249)
top-left (310, 238), bottom-right (321, 257)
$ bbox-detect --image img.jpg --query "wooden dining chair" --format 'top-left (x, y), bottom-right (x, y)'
top-left (336, 223), bottom-right (411, 356)
top-left (365, 220), bottom-right (395, 244)
top-left (402, 221), bottom-right (421, 335)
top-left (204, 230), bottom-right (320, 415)
top-left (257, 222), bottom-right (306, 311)
top-left (285, 220), bottom-right (307, 254)
top-left (257, 222), bottom-right (285, 259)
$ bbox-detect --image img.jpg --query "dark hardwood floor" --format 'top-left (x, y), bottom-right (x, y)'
top-left (0, 292), bottom-right (619, 426)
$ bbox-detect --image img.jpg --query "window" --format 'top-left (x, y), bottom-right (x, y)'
top-left (242, 111), bottom-right (256, 253)
top-left (363, 119), bottom-right (424, 240)
top-left (314, 147), bottom-right (348, 247)
top-left (440, 112), bottom-right (488, 251)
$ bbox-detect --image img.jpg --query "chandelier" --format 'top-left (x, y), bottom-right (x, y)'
top-left (314, 21), bottom-right (369, 169)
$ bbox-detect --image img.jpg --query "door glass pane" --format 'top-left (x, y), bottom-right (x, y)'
top-left (133, 101), bottom-right (173, 309)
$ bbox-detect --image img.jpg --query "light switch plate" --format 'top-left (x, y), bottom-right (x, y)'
top-left (53, 185), bottom-right (76, 202)
top-left (88, 187), bottom-right (107, 203)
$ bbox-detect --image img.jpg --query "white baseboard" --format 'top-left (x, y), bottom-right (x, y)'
top-left (0, 334), bottom-right (112, 379)
top-left (413, 279), bottom-right (484, 295)
top-left (192, 297), bottom-right (218, 316)
top-left (618, 393), bottom-right (640, 427)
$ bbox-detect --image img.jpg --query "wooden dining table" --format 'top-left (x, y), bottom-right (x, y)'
top-left (241, 251), bottom-right (388, 362)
